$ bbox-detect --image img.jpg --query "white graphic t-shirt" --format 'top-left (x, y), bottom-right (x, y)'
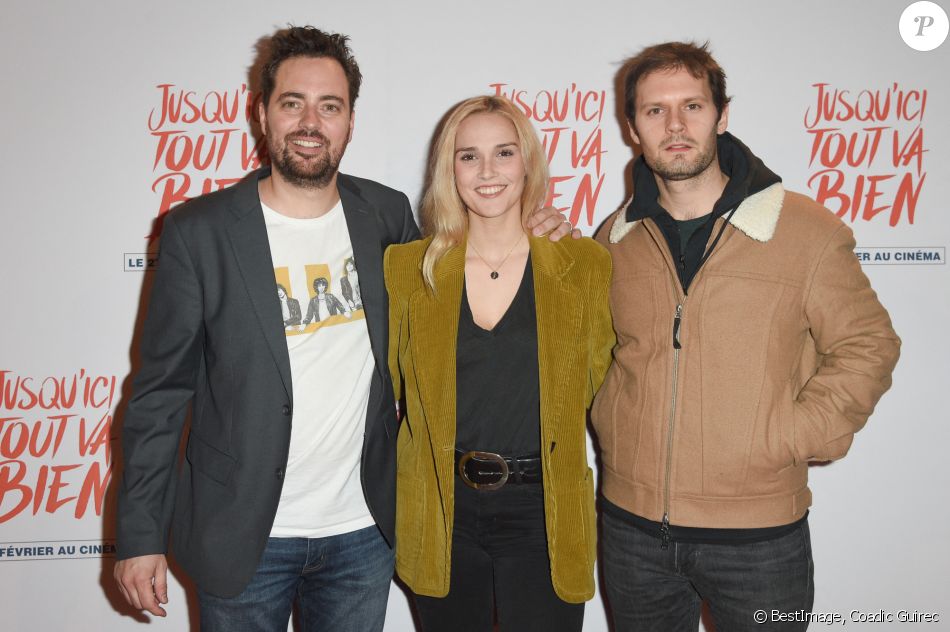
top-left (262, 199), bottom-right (376, 538)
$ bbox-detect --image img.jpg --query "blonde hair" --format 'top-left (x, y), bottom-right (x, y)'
top-left (420, 95), bottom-right (549, 291)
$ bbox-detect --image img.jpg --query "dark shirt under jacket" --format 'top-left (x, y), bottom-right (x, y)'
top-left (455, 256), bottom-right (541, 456)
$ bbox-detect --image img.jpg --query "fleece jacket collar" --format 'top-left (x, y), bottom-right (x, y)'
top-left (610, 132), bottom-right (784, 244)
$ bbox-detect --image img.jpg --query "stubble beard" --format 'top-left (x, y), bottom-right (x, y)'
top-left (268, 131), bottom-right (346, 190)
top-left (649, 130), bottom-right (718, 182)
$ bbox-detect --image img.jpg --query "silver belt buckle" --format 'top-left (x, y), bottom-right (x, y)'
top-left (457, 451), bottom-right (509, 490)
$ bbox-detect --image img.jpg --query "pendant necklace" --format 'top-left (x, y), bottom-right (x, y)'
top-left (468, 233), bottom-right (523, 280)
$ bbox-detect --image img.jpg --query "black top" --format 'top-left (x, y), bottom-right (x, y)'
top-left (676, 216), bottom-right (710, 256)
top-left (455, 256), bottom-right (541, 455)
top-left (673, 215), bottom-right (712, 282)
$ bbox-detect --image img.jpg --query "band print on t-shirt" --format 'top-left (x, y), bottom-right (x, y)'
top-left (274, 256), bottom-right (365, 336)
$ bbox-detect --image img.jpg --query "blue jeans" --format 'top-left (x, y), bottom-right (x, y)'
top-left (197, 525), bottom-right (394, 632)
top-left (602, 511), bottom-right (814, 632)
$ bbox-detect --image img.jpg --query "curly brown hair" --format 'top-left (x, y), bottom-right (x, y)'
top-left (261, 26), bottom-right (362, 109)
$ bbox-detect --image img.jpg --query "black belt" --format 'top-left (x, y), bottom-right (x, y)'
top-left (455, 449), bottom-right (542, 490)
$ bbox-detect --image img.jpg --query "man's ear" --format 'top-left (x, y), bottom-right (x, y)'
top-left (627, 119), bottom-right (640, 146)
top-left (716, 103), bottom-right (729, 135)
top-left (258, 99), bottom-right (268, 136)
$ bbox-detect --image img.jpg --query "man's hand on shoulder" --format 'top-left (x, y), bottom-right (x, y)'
top-left (527, 206), bottom-right (582, 241)
top-left (114, 553), bottom-right (169, 617)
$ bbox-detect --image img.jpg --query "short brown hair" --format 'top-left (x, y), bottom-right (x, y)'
top-left (621, 41), bottom-right (730, 124)
top-left (261, 26), bottom-right (362, 109)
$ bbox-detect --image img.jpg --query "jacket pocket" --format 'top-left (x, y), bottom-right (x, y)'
top-left (782, 392), bottom-right (799, 468)
top-left (760, 393), bottom-right (798, 473)
top-left (736, 391), bottom-right (799, 496)
top-left (185, 433), bottom-right (237, 486)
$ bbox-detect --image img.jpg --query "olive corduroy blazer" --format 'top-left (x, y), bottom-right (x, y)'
top-left (384, 234), bottom-right (614, 603)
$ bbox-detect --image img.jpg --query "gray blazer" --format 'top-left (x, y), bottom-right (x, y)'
top-left (116, 168), bottom-right (420, 597)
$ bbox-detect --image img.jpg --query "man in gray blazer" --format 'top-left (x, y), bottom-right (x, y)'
top-left (114, 25), bottom-right (573, 632)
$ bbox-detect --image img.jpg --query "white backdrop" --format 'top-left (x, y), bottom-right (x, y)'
top-left (1, 0), bottom-right (948, 629)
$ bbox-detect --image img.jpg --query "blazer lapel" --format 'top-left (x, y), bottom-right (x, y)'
top-left (408, 244), bottom-right (465, 478)
top-left (530, 238), bottom-right (583, 438)
top-left (338, 176), bottom-right (387, 384)
top-left (226, 169), bottom-right (293, 401)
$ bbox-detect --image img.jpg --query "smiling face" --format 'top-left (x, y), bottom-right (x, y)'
top-left (259, 56), bottom-right (354, 189)
top-left (629, 67), bottom-right (728, 182)
top-left (453, 112), bottom-right (526, 222)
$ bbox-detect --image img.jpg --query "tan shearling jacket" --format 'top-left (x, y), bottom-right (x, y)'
top-left (385, 235), bottom-right (614, 602)
top-left (593, 183), bottom-right (900, 530)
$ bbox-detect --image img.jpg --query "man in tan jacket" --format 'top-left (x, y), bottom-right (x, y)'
top-left (593, 42), bottom-right (900, 631)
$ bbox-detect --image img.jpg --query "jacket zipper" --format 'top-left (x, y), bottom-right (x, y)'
top-left (651, 211), bottom-right (737, 549)
top-left (660, 302), bottom-right (683, 549)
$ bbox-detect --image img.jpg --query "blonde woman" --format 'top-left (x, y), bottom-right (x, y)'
top-left (385, 96), bottom-right (614, 631)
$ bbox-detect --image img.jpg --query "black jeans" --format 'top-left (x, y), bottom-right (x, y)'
top-left (602, 510), bottom-right (814, 632)
top-left (412, 479), bottom-right (584, 632)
